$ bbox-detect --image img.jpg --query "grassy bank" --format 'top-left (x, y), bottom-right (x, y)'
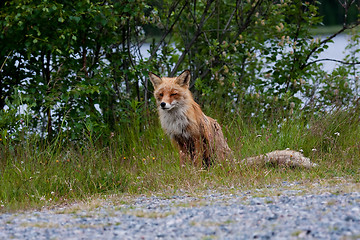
top-left (1, 109), bottom-right (360, 212)
top-left (310, 25), bottom-right (350, 35)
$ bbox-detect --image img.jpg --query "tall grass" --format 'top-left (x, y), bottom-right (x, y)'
top-left (0, 108), bottom-right (359, 212)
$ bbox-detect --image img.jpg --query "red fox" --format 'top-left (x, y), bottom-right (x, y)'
top-left (149, 70), bottom-right (316, 168)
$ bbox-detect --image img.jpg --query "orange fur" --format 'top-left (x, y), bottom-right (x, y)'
top-left (149, 70), bottom-right (316, 169)
top-left (149, 70), bottom-right (232, 167)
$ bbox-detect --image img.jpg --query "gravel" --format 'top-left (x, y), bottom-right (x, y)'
top-left (1, 181), bottom-right (359, 240)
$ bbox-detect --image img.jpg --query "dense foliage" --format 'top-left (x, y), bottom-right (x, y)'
top-left (318, 0), bottom-right (359, 25)
top-left (0, 0), bottom-right (359, 143)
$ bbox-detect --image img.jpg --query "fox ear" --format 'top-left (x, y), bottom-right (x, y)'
top-left (176, 70), bottom-right (191, 88)
top-left (149, 72), bottom-right (162, 89)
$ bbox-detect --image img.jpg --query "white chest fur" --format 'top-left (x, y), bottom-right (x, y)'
top-left (159, 107), bottom-right (190, 138)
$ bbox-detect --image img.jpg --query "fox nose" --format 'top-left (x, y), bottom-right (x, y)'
top-left (160, 102), bottom-right (166, 108)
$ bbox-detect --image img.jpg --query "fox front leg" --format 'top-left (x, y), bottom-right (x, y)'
top-left (192, 139), bottom-right (204, 168)
top-left (179, 150), bottom-right (188, 167)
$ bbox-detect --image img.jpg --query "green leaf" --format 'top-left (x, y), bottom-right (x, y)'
top-left (70, 16), bottom-right (81, 23)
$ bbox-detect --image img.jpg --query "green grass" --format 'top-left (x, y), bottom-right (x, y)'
top-left (0, 109), bottom-right (359, 212)
top-left (310, 25), bottom-right (350, 35)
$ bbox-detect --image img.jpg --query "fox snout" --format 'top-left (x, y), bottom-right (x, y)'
top-left (160, 101), bottom-right (172, 110)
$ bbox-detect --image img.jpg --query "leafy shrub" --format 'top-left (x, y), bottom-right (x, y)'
top-left (0, 0), bottom-right (359, 142)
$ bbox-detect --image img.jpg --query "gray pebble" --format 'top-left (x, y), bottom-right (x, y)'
top-left (1, 183), bottom-right (359, 239)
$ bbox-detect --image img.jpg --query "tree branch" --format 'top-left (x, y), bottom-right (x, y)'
top-left (300, 0), bottom-right (360, 70)
top-left (170, 0), bottom-right (215, 77)
top-left (222, 7), bottom-right (237, 36)
top-left (148, 0), bottom-right (188, 63)
top-left (237, 0), bottom-right (264, 35)
top-left (300, 21), bottom-right (360, 70)
top-left (304, 58), bottom-right (360, 67)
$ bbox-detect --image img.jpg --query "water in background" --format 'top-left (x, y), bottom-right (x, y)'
top-left (140, 34), bottom-right (358, 73)
top-left (317, 34), bottom-right (357, 72)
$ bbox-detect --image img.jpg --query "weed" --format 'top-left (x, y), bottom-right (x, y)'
top-left (20, 222), bottom-right (61, 228)
top-left (128, 210), bottom-right (175, 218)
top-left (0, 109), bottom-right (359, 212)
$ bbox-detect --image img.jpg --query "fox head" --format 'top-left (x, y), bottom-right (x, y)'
top-left (149, 70), bottom-right (192, 111)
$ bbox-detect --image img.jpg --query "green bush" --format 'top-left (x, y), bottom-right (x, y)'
top-left (1, 0), bottom-right (359, 141)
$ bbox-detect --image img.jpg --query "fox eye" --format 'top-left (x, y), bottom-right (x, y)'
top-left (170, 93), bottom-right (177, 96)
top-left (159, 93), bottom-right (163, 97)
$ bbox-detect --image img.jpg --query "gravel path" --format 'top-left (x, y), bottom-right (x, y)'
top-left (1, 181), bottom-right (359, 240)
